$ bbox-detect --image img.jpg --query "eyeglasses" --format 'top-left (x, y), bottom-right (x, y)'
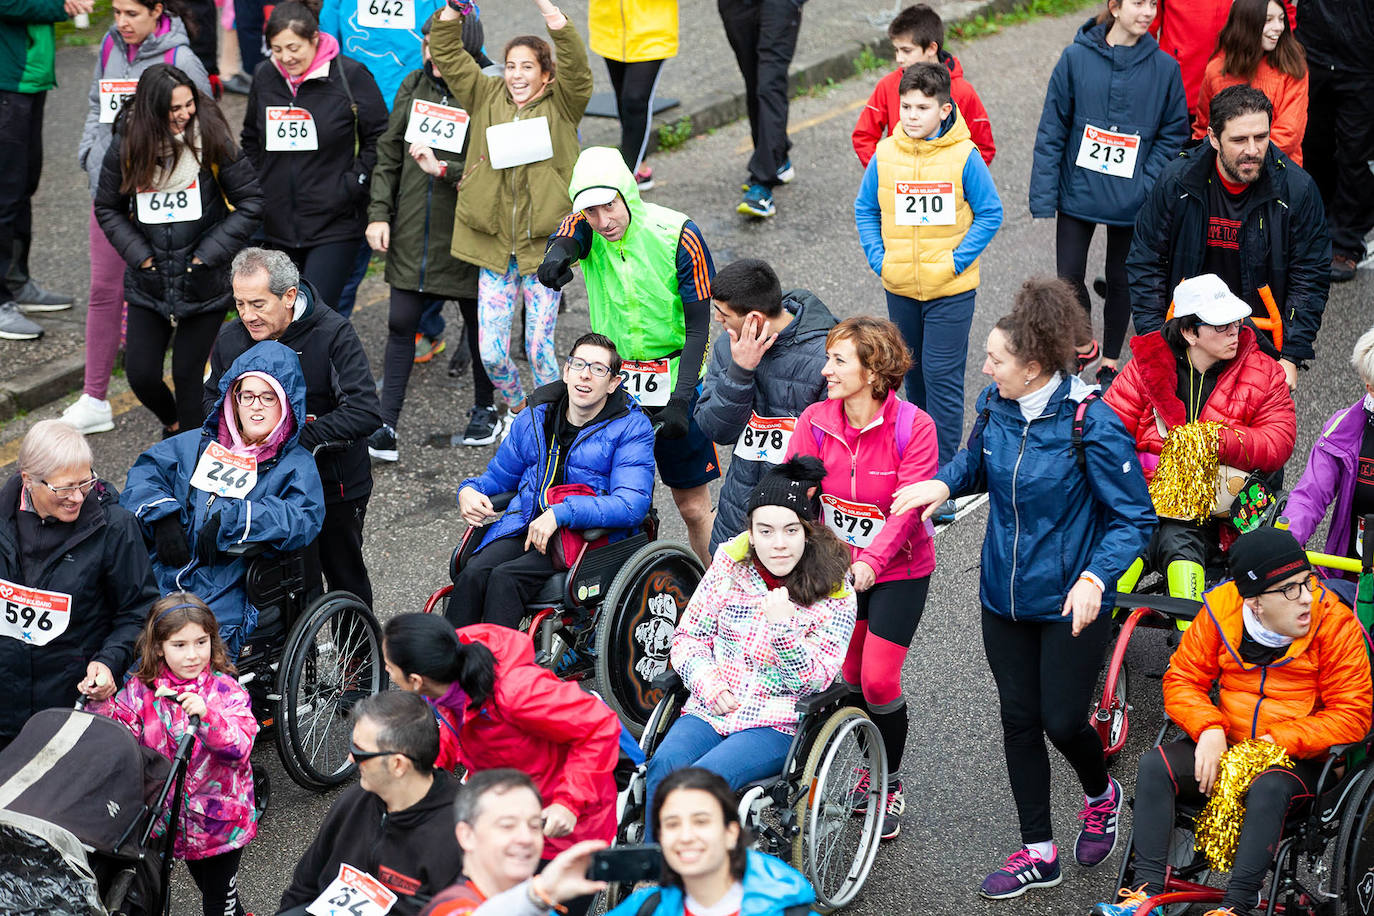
top-left (349, 742), bottom-right (413, 763)
top-left (235, 390), bottom-right (278, 408)
top-left (1260, 577), bottom-right (1312, 601)
top-left (1203, 320), bottom-right (1244, 335)
top-left (565, 357), bottom-right (612, 378)
top-left (40, 476), bottom-right (98, 498)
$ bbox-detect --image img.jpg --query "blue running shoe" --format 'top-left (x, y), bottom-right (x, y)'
top-left (738, 184), bottom-right (775, 218)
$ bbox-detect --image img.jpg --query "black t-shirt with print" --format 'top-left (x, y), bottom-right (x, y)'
top-left (1203, 172), bottom-right (1251, 297)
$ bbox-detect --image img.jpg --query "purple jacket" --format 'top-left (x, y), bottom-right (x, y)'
top-left (1286, 399), bottom-right (1367, 577)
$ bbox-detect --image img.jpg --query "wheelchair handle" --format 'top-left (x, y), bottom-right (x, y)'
top-left (1114, 593), bottom-right (1203, 618)
top-left (1307, 551), bottom-right (1364, 575)
top-left (309, 439), bottom-right (352, 456)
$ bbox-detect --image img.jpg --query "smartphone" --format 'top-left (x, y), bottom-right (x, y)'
top-left (588, 845), bottom-right (663, 883)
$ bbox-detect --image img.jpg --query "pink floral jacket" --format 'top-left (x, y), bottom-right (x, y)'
top-left (93, 667), bottom-right (258, 859)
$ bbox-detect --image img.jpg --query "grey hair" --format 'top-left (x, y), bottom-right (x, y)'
top-left (453, 768), bottom-right (540, 826)
top-left (1352, 327), bottom-right (1374, 388)
top-left (231, 247), bottom-right (300, 297)
top-left (350, 690), bottom-right (439, 773)
top-left (19, 419), bottom-right (94, 481)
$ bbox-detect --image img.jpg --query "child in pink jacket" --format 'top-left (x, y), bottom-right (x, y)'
top-left (94, 592), bottom-right (258, 916)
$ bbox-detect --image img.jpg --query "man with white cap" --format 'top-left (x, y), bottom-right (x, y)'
top-left (535, 146), bottom-right (719, 564)
top-left (1127, 85), bottom-right (1330, 392)
top-left (1103, 273), bottom-right (1296, 605)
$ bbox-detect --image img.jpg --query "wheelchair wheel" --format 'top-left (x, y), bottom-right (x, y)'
top-left (791, 708), bottom-right (886, 913)
top-left (1092, 660), bottom-right (1130, 764)
top-left (1341, 766), bottom-right (1374, 914)
top-left (252, 762), bottom-right (271, 823)
top-left (276, 591), bottom-right (383, 791)
top-left (592, 542), bottom-right (703, 736)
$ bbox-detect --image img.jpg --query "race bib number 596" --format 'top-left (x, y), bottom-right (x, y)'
top-left (0, 578), bottom-right (72, 646)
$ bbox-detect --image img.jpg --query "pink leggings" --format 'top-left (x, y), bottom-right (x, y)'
top-left (83, 207), bottom-right (127, 401)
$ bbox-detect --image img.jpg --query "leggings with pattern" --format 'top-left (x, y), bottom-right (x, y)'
top-left (477, 257), bottom-right (561, 407)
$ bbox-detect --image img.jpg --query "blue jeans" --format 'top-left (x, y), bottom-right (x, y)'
top-left (644, 713), bottom-right (791, 840)
top-left (418, 298), bottom-right (446, 339)
top-left (336, 239), bottom-right (373, 317)
top-left (884, 288), bottom-right (976, 467)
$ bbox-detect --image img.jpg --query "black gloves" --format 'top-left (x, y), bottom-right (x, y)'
top-left (152, 515), bottom-right (191, 568)
top-left (656, 397), bottom-right (691, 440)
top-left (195, 513), bottom-right (222, 567)
top-left (537, 237), bottom-right (579, 291)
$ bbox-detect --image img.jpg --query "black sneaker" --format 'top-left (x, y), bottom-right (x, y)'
top-left (462, 405), bottom-right (501, 446)
top-left (1096, 364), bottom-right (1118, 391)
top-left (1332, 254), bottom-right (1358, 283)
top-left (1076, 340), bottom-right (1101, 376)
top-left (367, 425), bottom-right (398, 462)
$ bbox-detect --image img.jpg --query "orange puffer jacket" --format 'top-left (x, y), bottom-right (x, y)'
top-left (1163, 580), bottom-right (1372, 758)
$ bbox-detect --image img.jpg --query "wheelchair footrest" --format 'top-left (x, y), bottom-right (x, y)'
top-left (1137, 891), bottom-right (1223, 916)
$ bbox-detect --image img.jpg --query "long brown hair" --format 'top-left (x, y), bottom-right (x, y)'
top-left (748, 515), bottom-right (852, 607)
top-left (1214, 0), bottom-right (1306, 81)
top-left (132, 592), bottom-right (236, 685)
top-left (118, 63), bottom-right (235, 195)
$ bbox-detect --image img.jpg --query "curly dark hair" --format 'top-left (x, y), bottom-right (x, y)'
top-left (993, 277), bottom-right (1088, 376)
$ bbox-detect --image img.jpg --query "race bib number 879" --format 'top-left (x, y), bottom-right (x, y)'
top-left (821, 495), bottom-right (886, 549)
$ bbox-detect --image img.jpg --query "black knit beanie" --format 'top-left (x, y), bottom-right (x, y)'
top-left (1229, 527), bottom-right (1311, 598)
top-left (746, 456), bottom-right (827, 522)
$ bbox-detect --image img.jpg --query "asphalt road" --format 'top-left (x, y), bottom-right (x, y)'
top-left (7, 6), bottom-right (1374, 916)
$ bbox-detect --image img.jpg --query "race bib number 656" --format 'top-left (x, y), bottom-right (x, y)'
top-left (265, 107), bottom-right (319, 151)
top-left (0, 578), bottom-right (72, 646)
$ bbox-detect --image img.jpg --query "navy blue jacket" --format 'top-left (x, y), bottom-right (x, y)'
top-left (458, 382), bottom-right (656, 552)
top-left (936, 376), bottom-right (1155, 622)
top-left (123, 341), bottom-right (326, 652)
top-left (1030, 19), bottom-right (1188, 227)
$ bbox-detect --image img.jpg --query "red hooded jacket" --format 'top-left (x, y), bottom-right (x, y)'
top-left (852, 53), bottom-right (996, 167)
top-left (1151, 0), bottom-right (1296, 117)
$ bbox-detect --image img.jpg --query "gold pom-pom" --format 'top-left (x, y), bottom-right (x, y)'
top-left (1193, 739), bottom-right (1293, 871)
top-left (1149, 421), bottom-right (1224, 521)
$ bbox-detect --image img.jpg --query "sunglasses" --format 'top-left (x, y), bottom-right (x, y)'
top-left (349, 743), bottom-right (414, 764)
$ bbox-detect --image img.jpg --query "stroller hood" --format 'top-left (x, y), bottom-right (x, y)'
top-left (0, 808), bottom-right (103, 916)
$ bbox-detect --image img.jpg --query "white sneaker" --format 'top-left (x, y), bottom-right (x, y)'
top-left (62, 394), bottom-right (115, 434)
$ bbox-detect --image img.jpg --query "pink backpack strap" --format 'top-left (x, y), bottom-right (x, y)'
top-left (894, 399), bottom-right (917, 457)
top-left (100, 33), bottom-right (114, 71)
top-left (165, 46), bottom-right (177, 66)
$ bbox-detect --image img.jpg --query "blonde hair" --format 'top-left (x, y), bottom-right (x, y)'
top-left (18, 420), bottom-right (93, 481)
top-left (1351, 327), bottom-right (1374, 388)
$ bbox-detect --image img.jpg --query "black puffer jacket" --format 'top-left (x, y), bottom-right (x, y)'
top-left (94, 134), bottom-right (264, 320)
top-left (0, 475), bottom-right (158, 740)
top-left (240, 54), bottom-right (388, 248)
top-left (1296, 0), bottom-right (1374, 74)
top-left (1127, 142), bottom-right (1331, 365)
top-left (204, 281), bottom-right (382, 504)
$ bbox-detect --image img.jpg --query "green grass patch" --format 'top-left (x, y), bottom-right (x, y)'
top-left (949, 0), bottom-right (1101, 41)
top-left (852, 45), bottom-right (887, 76)
top-left (657, 117), bottom-right (693, 152)
top-left (55, 0), bottom-right (113, 47)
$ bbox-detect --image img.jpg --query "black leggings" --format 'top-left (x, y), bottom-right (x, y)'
top-left (184, 847), bottom-right (245, 916)
top-left (604, 58), bottom-right (666, 172)
top-left (279, 240), bottom-right (362, 312)
top-left (1132, 739), bottom-right (1321, 909)
top-left (981, 607), bottom-right (1112, 844)
top-left (1055, 212), bottom-right (1134, 361)
top-left (381, 289), bottom-right (488, 427)
top-left (125, 306), bottom-right (223, 431)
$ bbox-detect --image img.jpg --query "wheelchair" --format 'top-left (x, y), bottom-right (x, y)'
top-left (230, 546), bottom-right (384, 793)
top-left (423, 493), bottom-right (704, 736)
top-left (604, 672), bottom-right (886, 913)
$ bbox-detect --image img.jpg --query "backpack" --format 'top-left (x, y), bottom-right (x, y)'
top-left (967, 391), bottom-right (1100, 471)
top-left (810, 398), bottom-right (920, 457)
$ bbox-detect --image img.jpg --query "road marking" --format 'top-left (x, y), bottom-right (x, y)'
top-left (734, 97), bottom-right (868, 154)
top-left (932, 493), bottom-right (989, 538)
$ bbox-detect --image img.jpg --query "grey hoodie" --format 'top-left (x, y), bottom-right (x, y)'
top-left (78, 15), bottom-right (210, 199)
top-left (696, 288), bottom-right (838, 550)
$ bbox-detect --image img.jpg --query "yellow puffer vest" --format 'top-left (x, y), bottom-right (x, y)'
top-left (588, 0), bottom-right (679, 62)
top-left (876, 110), bottom-right (980, 300)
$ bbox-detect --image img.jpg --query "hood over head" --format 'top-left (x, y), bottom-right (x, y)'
top-left (568, 146), bottom-right (643, 220)
top-left (208, 340), bottom-right (308, 461)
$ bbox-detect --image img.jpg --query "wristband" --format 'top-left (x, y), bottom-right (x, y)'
top-left (528, 878), bottom-right (567, 914)
top-left (1078, 571), bottom-right (1105, 591)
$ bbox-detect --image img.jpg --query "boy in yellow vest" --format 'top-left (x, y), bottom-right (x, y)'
top-left (855, 62), bottom-right (1003, 521)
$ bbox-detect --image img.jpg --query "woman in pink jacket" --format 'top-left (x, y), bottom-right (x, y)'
top-left (94, 591), bottom-right (257, 916)
top-left (785, 315), bottom-right (938, 841)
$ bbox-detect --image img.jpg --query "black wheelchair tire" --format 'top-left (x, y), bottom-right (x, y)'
top-left (1340, 764), bottom-right (1374, 914)
top-left (276, 591), bottom-right (383, 791)
top-left (591, 542), bottom-right (703, 737)
top-left (252, 762), bottom-right (271, 824)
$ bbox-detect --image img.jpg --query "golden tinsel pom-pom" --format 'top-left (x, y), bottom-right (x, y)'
top-left (1149, 420), bottom-right (1224, 521)
top-left (1193, 739), bottom-right (1293, 871)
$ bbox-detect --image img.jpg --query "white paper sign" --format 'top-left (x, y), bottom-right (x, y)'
top-left (821, 494), bottom-right (886, 549)
top-left (98, 79), bottom-right (138, 124)
top-left (190, 442), bottom-right (259, 498)
top-left (733, 414), bottom-right (796, 464)
top-left (404, 99), bottom-right (469, 153)
top-left (893, 180), bottom-right (955, 226)
top-left (356, 0), bottom-right (414, 29)
top-left (0, 579), bottom-right (72, 646)
top-left (620, 358), bottom-right (670, 407)
top-left (265, 107), bottom-right (319, 152)
top-left (136, 180), bottom-right (203, 224)
top-left (1075, 124), bottom-right (1140, 179)
top-left (486, 116), bottom-right (553, 170)
top-left (307, 864), bottom-right (397, 916)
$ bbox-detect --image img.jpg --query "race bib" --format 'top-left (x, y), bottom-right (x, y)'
top-left (1359, 516), bottom-right (1366, 558)
top-left (620, 358), bottom-right (670, 407)
top-left (1075, 125), bottom-right (1140, 179)
top-left (265, 107), bottom-right (319, 152)
top-left (307, 864), bottom-right (397, 916)
top-left (189, 442), bottom-right (259, 498)
top-left (486, 116), bottom-right (553, 169)
top-left (821, 495), bottom-right (886, 549)
top-left (893, 181), bottom-right (955, 226)
top-left (0, 579), bottom-right (72, 646)
top-left (403, 99), bottom-right (469, 154)
top-left (733, 414), bottom-right (796, 464)
top-left (98, 79), bottom-right (138, 124)
top-left (356, 0), bottom-right (413, 29)
top-left (136, 180), bottom-right (203, 224)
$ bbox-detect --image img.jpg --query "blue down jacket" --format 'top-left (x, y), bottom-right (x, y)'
top-left (458, 381), bottom-right (655, 552)
top-left (1030, 18), bottom-right (1188, 227)
top-left (121, 341), bottom-right (326, 652)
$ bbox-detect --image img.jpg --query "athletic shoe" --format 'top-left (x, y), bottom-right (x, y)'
top-left (738, 184), bottom-right (775, 218)
top-left (848, 767), bottom-right (872, 813)
top-left (1075, 776), bottom-right (1122, 867)
top-left (1091, 884), bottom-right (1150, 915)
top-left (13, 280), bottom-right (73, 311)
top-left (1332, 253), bottom-right (1358, 283)
top-left (462, 405), bottom-right (501, 446)
top-left (1201, 909), bottom-right (1240, 916)
top-left (635, 165), bottom-right (655, 191)
top-left (367, 425), bottom-right (399, 462)
top-left (1096, 364), bottom-right (1118, 391)
top-left (0, 301), bottom-right (43, 340)
top-left (978, 847), bottom-right (1061, 900)
top-left (932, 499), bottom-right (957, 525)
top-left (222, 72), bottom-right (252, 95)
top-left (1092, 276), bottom-right (1108, 299)
top-left (879, 780), bottom-right (904, 840)
top-left (776, 159), bottom-right (795, 183)
top-left (1076, 339), bottom-right (1101, 375)
top-left (414, 333), bottom-right (446, 364)
top-left (61, 394), bottom-right (115, 435)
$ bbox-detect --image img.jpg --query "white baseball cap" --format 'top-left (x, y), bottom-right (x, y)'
top-left (571, 185), bottom-right (619, 213)
top-left (1172, 274), bottom-right (1252, 325)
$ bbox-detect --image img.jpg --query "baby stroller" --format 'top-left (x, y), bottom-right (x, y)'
top-left (0, 706), bottom-right (199, 916)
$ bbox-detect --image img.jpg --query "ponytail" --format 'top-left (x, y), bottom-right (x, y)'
top-left (383, 614), bottom-right (497, 706)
